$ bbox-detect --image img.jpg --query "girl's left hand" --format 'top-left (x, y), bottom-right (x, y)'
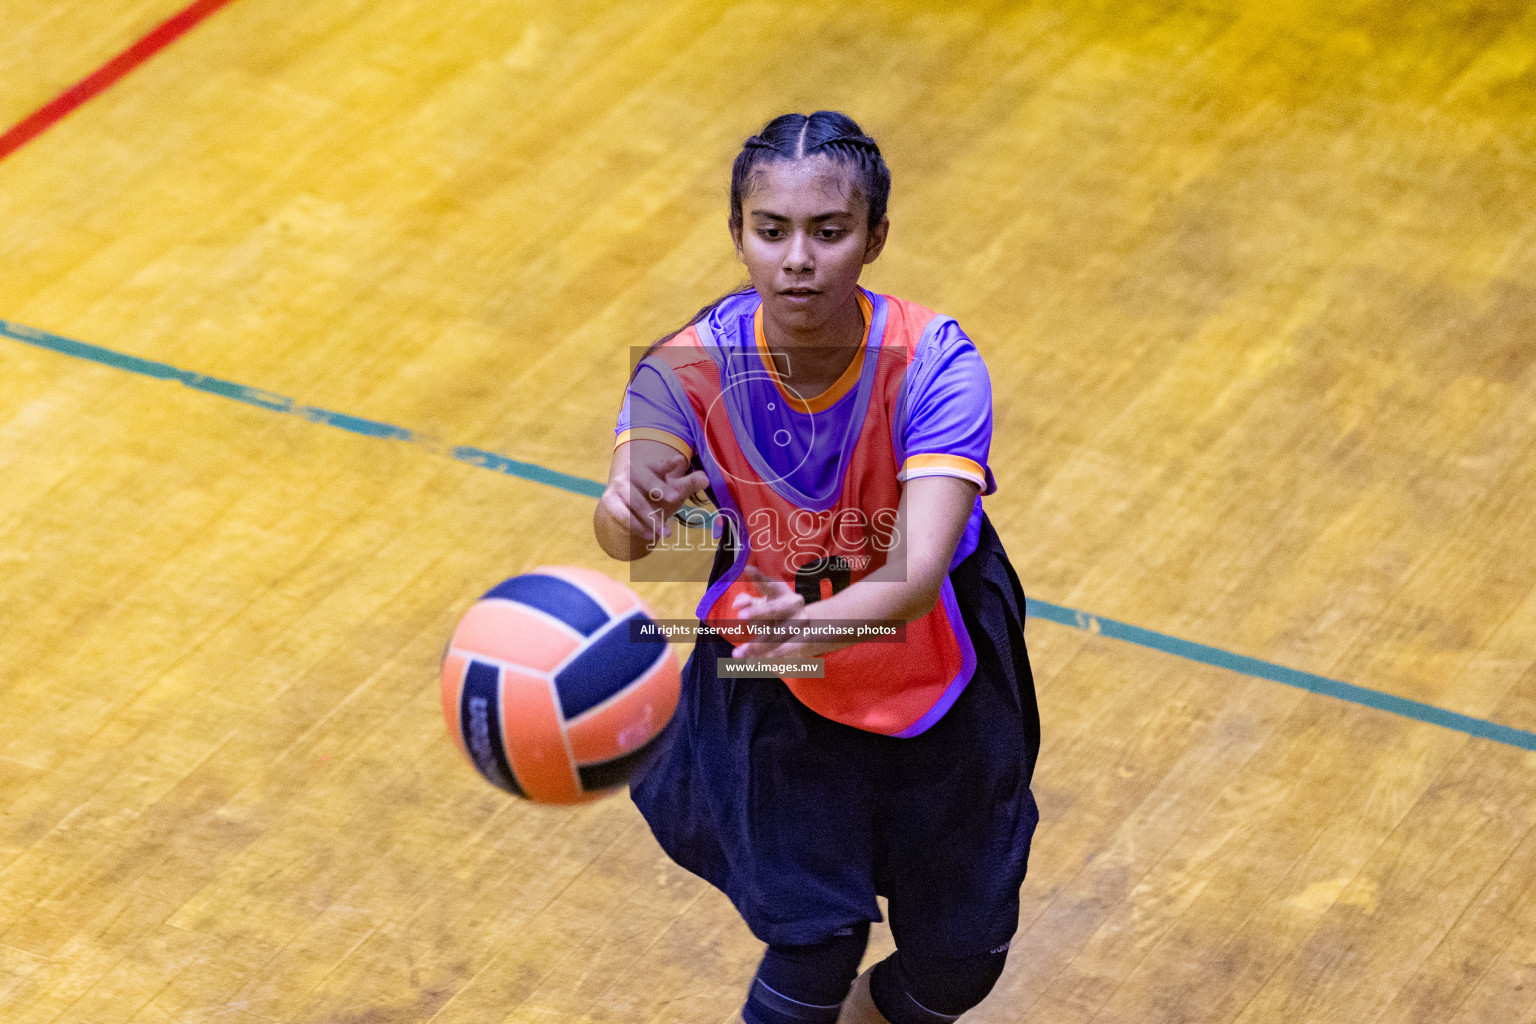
top-left (730, 566), bottom-right (817, 661)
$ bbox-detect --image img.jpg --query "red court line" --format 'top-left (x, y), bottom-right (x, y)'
top-left (0, 0), bottom-right (239, 163)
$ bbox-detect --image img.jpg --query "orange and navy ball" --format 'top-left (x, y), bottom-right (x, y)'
top-left (441, 566), bottom-right (680, 805)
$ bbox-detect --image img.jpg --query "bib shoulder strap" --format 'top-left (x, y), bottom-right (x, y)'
top-left (644, 325), bottom-right (715, 369)
top-left (871, 296), bottom-right (965, 392)
top-left (875, 294), bottom-right (950, 358)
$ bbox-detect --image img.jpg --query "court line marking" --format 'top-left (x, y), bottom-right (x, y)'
top-left (2, 317), bottom-right (1532, 754)
top-left (0, 0), bottom-right (240, 163)
top-left (1027, 601), bottom-right (1535, 752)
top-left (0, 319), bottom-right (603, 497)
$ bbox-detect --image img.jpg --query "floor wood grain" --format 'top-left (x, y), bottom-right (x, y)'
top-left (2, 1), bottom-right (1535, 1021)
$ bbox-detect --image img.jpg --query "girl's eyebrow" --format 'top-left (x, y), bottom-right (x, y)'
top-left (748, 210), bottom-right (855, 221)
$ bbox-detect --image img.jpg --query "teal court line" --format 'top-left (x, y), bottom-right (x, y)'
top-left (0, 319), bottom-right (603, 498)
top-left (3, 317), bottom-right (1533, 754)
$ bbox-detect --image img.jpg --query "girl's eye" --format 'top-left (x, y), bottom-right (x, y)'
top-left (818, 229), bottom-right (845, 240)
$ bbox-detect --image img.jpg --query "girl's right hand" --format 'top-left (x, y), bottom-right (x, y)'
top-left (598, 441), bottom-right (710, 548)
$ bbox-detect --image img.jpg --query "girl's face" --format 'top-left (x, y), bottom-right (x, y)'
top-left (732, 155), bottom-right (889, 336)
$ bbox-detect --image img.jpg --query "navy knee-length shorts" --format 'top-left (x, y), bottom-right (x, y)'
top-left (630, 514), bottom-right (1041, 957)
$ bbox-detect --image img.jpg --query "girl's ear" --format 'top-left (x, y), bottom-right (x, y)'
top-left (863, 217), bottom-right (890, 265)
top-left (730, 220), bottom-right (746, 262)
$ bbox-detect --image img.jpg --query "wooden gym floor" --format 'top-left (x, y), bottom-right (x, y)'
top-left (2, 1), bottom-right (1535, 1021)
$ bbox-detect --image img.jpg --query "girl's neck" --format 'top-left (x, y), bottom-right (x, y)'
top-left (760, 290), bottom-right (866, 396)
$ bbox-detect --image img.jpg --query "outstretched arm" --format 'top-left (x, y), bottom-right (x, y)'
top-left (594, 438), bottom-right (710, 561)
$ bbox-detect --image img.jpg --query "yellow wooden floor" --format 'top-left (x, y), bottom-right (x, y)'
top-left (3, 1), bottom-right (1536, 1021)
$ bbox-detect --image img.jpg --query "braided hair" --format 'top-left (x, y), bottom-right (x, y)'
top-left (631, 112), bottom-right (889, 376)
top-left (730, 111), bottom-right (891, 234)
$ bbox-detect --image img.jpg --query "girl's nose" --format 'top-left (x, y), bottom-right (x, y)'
top-left (784, 232), bottom-right (814, 273)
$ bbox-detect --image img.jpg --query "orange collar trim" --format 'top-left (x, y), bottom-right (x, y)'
top-left (753, 290), bottom-right (874, 414)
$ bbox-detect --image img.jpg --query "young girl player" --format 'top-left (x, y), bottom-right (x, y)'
top-left (594, 112), bottom-right (1040, 1024)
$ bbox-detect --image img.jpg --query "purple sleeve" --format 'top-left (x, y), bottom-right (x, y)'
top-left (898, 320), bottom-right (996, 495)
top-left (615, 361), bottom-right (696, 457)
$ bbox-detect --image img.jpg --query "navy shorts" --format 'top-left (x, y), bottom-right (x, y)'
top-left (630, 515), bottom-right (1041, 956)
